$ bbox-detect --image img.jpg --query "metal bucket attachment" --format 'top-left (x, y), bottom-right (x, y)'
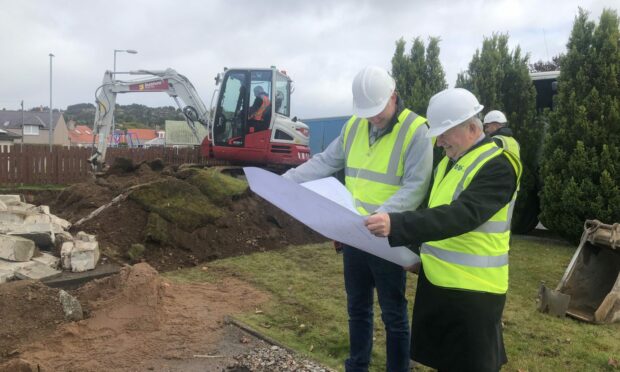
top-left (537, 220), bottom-right (620, 323)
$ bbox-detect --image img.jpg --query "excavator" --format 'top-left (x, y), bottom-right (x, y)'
top-left (89, 67), bottom-right (311, 171)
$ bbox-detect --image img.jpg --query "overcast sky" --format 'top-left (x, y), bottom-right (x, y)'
top-left (0, 0), bottom-right (615, 119)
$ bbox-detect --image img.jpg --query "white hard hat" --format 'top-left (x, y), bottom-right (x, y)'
top-left (351, 66), bottom-right (396, 118)
top-left (483, 110), bottom-right (508, 125)
top-left (426, 88), bottom-right (484, 138)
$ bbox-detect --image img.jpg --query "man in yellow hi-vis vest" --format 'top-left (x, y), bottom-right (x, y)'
top-left (366, 88), bottom-right (521, 372)
top-left (283, 66), bottom-right (433, 372)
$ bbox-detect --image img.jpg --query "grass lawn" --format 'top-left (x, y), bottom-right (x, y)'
top-left (164, 236), bottom-right (620, 371)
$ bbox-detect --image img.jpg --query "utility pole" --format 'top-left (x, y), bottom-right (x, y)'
top-left (49, 53), bottom-right (54, 151)
top-left (21, 100), bottom-right (24, 145)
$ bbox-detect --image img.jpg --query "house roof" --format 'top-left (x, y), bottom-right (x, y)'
top-left (126, 129), bottom-right (158, 141)
top-left (0, 128), bottom-right (22, 141)
top-left (0, 110), bottom-right (63, 130)
top-left (165, 120), bottom-right (208, 145)
top-left (144, 137), bottom-right (165, 146)
top-left (69, 125), bottom-right (95, 145)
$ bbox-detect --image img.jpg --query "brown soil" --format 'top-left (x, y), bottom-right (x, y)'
top-left (0, 263), bottom-right (271, 371)
top-left (43, 162), bottom-right (325, 271)
top-left (0, 162), bottom-right (329, 371)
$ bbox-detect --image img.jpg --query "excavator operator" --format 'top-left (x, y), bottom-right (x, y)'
top-left (248, 85), bottom-right (271, 131)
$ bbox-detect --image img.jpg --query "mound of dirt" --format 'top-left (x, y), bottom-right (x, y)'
top-left (0, 281), bottom-right (66, 359)
top-left (1, 263), bottom-right (272, 371)
top-left (44, 162), bottom-right (325, 271)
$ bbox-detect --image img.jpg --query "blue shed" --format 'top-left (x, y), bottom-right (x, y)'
top-left (302, 116), bottom-right (350, 155)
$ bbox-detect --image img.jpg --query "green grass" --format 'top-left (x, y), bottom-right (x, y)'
top-left (0, 184), bottom-right (67, 191)
top-left (163, 237), bottom-right (620, 372)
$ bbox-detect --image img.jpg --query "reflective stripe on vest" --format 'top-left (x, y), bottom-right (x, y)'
top-left (423, 141), bottom-right (521, 294)
top-left (342, 110), bottom-right (426, 215)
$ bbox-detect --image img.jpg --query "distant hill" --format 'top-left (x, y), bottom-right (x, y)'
top-left (64, 103), bottom-right (186, 129)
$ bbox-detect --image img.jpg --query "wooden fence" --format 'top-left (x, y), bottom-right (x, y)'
top-left (0, 145), bottom-right (211, 186)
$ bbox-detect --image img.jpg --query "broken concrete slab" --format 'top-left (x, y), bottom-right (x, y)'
top-left (0, 235), bottom-right (35, 261)
top-left (0, 200), bottom-right (6, 212)
top-left (14, 260), bottom-right (61, 281)
top-left (32, 252), bottom-right (60, 269)
top-left (6, 223), bottom-right (55, 249)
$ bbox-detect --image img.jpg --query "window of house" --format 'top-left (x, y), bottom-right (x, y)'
top-left (23, 125), bottom-right (39, 135)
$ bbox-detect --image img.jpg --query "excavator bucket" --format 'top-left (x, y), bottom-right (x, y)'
top-left (537, 220), bottom-right (620, 323)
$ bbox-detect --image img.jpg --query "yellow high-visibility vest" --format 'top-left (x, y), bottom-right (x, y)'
top-left (343, 109), bottom-right (427, 215)
top-left (421, 141), bottom-right (522, 294)
top-left (494, 135), bottom-right (521, 183)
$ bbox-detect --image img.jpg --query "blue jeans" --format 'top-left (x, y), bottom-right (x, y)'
top-left (343, 245), bottom-right (410, 372)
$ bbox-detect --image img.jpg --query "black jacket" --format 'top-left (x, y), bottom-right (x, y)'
top-left (388, 136), bottom-right (517, 248)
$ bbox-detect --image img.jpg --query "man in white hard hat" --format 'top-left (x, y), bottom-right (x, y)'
top-left (483, 110), bottom-right (521, 161)
top-left (283, 66), bottom-right (433, 372)
top-left (366, 88), bottom-right (521, 371)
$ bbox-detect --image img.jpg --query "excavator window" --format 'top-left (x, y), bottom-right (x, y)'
top-left (214, 71), bottom-right (248, 146)
top-left (275, 72), bottom-right (291, 117)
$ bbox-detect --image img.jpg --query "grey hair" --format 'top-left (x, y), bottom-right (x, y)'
top-left (468, 116), bottom-right (484, 130)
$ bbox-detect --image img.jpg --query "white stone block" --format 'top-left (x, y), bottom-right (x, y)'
top-left (50, 215), bottom-right (71, 231)
top-left (24, 213), bottom-right (52, 225)
top-left (0, 195), bottom-right (23, 204)
top-left (0, 200), bottom-right (7, 211)
top-left (32, 252), bottom-right (60, 269)
top-left (7, 223), bottom-right (55, 249)
top-left (70, 240), bottom-right (100, 272)
top-left (76, 231), bottom-right (97, 242)
top-left (0, 235), bottom-right (35, 261)
top-left (0, 258), bottom-right (35, 275)
top-left (15, 260), bottom-right (61, 280)
top-left (0, 210), bottom-right (29, 224)
top-left (37, 205), bottom-right (51, 215)
top-left (60, 241), bottom-right (74, 270)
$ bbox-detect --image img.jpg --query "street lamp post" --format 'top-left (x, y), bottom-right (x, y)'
top-left (112, 49), bottom-right (138, 146)
top-left (49, 53), bottom-right (54, 151)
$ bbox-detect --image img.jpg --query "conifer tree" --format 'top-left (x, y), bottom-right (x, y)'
top-left (391, 37), bottom-right (447, 116)
top-left (457, 33), bottom-right (540, 233)
top-left (540, 8), bottom-right (620, 242)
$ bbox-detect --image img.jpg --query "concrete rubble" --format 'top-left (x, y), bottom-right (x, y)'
top-left (0, 194), bottom-right (101, 284)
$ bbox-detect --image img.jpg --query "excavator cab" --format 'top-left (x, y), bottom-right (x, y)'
top-left (208, 67), bottom-right (310, 167)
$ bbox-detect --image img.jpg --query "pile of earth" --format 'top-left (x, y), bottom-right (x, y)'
top-left (37, 159), bottom-right (325, 271)
top-left (0, 263), bottom-right (272, 371)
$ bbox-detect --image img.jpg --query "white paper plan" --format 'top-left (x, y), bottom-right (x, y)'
top-left (243, 167), bottom-right (420, 267)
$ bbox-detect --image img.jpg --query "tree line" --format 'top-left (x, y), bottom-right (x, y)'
top-left (63, 103), bottom-right (185, 129)
top-left (391, 8), bottom-right (619, 243)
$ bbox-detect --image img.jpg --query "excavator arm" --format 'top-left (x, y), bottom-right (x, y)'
top-left (89, 68), bottom-right (211, 170)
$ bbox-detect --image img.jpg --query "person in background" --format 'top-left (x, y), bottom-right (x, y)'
top-left (483, 110), bottom-right (521, 161)
top-left (282, 65), bottom-right (433, 372)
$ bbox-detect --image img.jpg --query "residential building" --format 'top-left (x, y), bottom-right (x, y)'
top-left (0, 110), bottom-right (69, 146)
top-left (68, 125), bottom-right (95, 147)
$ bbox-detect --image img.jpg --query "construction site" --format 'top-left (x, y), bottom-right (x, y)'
top-left (0, 159), bottom-right (329, 371)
